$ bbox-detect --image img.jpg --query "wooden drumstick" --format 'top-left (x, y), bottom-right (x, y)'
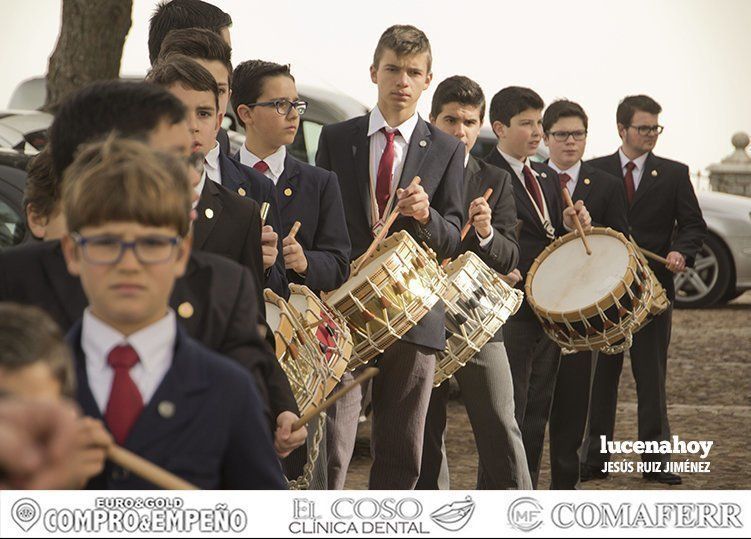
top-left (562, 187), bottom-right (592, 255)
top-left (639, 247), bottom-right (672, 267)
top-left (291, 367), bottom-right (379, 431)
top-left (107, 445), bottom-right (198, 490)
top-left (353, 176), bottom-right (422, 276)
top-left (460, 187), bottom-right (494, 241)
top-left (288, 221), bottom-right (301, 241)
top-left (260, 202), bottom-right (270, 226)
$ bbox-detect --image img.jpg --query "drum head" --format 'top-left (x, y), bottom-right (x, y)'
top-left (531, 234), bottom-right (629, 312)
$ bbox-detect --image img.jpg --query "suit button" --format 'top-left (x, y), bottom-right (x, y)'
top-left (238, 187), bottom-right (247, 197)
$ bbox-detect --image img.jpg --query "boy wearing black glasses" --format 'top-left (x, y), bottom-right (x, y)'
top-left (582, 95), bottom-right (706, 486)
top-left (542, 99), bottom-right (628, 489)
top-left (232, 60), bottom-right (350, 294)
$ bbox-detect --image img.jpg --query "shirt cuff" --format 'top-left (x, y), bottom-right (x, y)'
top-left (477, 228), bottom-right (494, 248)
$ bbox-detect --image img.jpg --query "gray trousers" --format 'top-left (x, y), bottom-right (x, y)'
top-left (503, 317), bottom-right (562, 488)
top-left (326, 340), bottom-right (436, 489)
top-left (417, 340), bottom-right (532, 489)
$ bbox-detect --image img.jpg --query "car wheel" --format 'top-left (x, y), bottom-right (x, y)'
top-left (674, 234), bottom-right (732, 308)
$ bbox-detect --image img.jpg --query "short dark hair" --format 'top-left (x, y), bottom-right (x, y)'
top-left (616, 94), bottom-right (662, 126)
top-left (0, 303), bottom-right (75, 398)
top-left (231, 60), bottom-right (294, 129)
top-left (430, 75), bottom-right (485, 121)
top-left (23, 146), bottom-right (59, 219)
top-left (373, 25), bottom-right (432, 72)
top-left (158, 27), bottom-right (232, 85)
top-left (489, 86), bottom-right (544, 127)
top-left (147, 54), bottom-right (220, 111)
top-left (148, 0), bottom-right (232, 65)
top-left (49, 80), bottom-right (186, 179)
top-left (542, 99), bottom-right (589, 133)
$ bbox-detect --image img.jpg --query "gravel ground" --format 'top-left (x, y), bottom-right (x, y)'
top-left (343, 292), bottom-right (751, 489)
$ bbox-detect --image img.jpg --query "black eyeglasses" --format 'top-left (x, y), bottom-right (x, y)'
top-left (72, 233), bottom-right (182, 265)
top-left (629, 124), bottom-right (664, 136)
top-left (547, 130), bottom-right (587, 142)
top-left (246, 98), bottom-right (308, 116)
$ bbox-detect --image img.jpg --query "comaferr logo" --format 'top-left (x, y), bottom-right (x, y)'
top-left (430, 496), bottom-right (476, 532)
top-left (551, 502), bottom-right (743, 529)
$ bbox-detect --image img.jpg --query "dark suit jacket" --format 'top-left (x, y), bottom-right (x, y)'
top-left (217, 127), bottom-right (230, 155)
top-left (217, 152), bottom-right (288, 298)
top-left (275, 153), bottom-right (351, 293)
top-left (485, 149), bottom-right (566, 320)
top-left (586, 151), bottom-right (707, 299)
top-left (68, 322), bottom-right (285, 490)
top-left (317, 114), bottom-right (465, 350)
top-left (0, 241), bottom-right (299, 420)
top-left (195, 178), bottom-right (265, 314)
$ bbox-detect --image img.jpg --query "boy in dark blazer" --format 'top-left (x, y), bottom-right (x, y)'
top-left (148, 54), bottom-right (289, 300)
top-left (484, 86), bottom-right (592, 488)
top-left (541, 99), bottom-right (628, 489)
top-left (316, 25), bottom-right (465, 489)
top-left (59, 137), bottom-right (284, 489)
top-left (232, 60), bottom-right (351, 294)
top-left (417, 75), bottom-right (531, 490)
top-left (582, 95), bottom-right (706, 485)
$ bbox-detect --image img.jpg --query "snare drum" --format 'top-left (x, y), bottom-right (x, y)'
top-left (434, 251), bottom-right (524, 386)
top-left (324, 230), bottom-right (447, 368)
top-left (526, 227), bottom-right (669, 354)
top-left (264, 289), bottom-right (330, 415)
top-left (288, 284), bottom-right (352, 397)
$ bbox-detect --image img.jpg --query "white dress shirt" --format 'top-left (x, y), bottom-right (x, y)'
top-left (548, 159), bottom-right (582, 195)
top-left (193, 170), bottom-right (207, 209)
top-left (618, 148), bottom-right (649, 190)
top-left (81, 309), bottom-right (176, 413)
top-left (239, 144), bottom-right (286, 185)
top-left (204, 141), bottom-right (222, 185)
top-left (497, 147), bottom-right (551, 226)
top-left (367, 106), bottom-right (419, 218)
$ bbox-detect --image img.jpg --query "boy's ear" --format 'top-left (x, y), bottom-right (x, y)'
top-left (369, 64), bottom-right (378, 84)
top-left (237, 104), bottom-right (253, 128)
top-left (423, 71), bottom-right (433, 90)
top-left (174, 234), bottom-right (192, 278)
top-left (26, 205), bottom-right (48, 240)
top-left (61, 234), bottom-right (81, 276)
top-left (215, 111), bottom-right (224, 133)
top-left (491, 120), bottom-right (506, 140)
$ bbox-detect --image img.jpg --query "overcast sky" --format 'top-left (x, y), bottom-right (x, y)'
top-left (1, 0), bottom-right (749, 172)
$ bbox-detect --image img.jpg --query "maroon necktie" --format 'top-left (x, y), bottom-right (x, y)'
top-left (253, 160), bottom-right (270, 173)
top-left (558, 172), bottom-right (571, 209)
top-left (522, 165), bottom-right (544, 215)
top-left (105, 345), bottom-right (143, 445)
top-left (375, 128), bottom-right (399, 219)
top-left (624, 161), bottom-right (636, 204)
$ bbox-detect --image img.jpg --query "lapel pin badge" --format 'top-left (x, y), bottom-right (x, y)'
top-left (204, 208), bottom-right (214, 219)
top-left (584, 178), bottom-right (591, 185)
top-left (540, 172), bottom-right (547, 178)
top-left (238, 187), bottom-right (247, 197)
top-left (178, 302), bottom-right (194, 319)
top-left (419, 140), bottom-right (427, 148)
top-left (284, 187), bottom-right (293, 197)
top-left (158, 401), bottom-right (176, 419)
top-left (651, 170), bottom-right (658, 177)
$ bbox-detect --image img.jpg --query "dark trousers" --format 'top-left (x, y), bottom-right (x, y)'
top-left (549, 350), bottom-right (598, 489)
top-left (417, 340), bottom-right (531, 489)
top-left (503, 317), bottom-right (562, 488)
top-left (582, 307), bottom-right (673, 467)
top-left (326, 340), bottom-right (436, 489)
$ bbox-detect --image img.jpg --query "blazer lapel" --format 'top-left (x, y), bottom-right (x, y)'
top-left (218, 153), bottom-right (250, 195)
top-left (631, 152), bottom-right (660, 210)
top-left (487, 150), bottom-right (545, 236)
top-left (351, 116), bottom-right (372, 226)
top-left (71, 323), bottom-right (105, 422)
top-left (44, 242), bottom-right (87, 328)
top-left (463, 154), bottom-right (482, 209)
top-left (398, 118), bottom-right (431, 189)
top-left (192, 180), bottom-right (223, 249)
top-left (276, 154), bottom-right (301, 211)
top-left (572, 163), bottom-right (594, 204)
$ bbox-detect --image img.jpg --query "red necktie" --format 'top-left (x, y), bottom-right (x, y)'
top-left (558, 172), bottom-right (571, 209)
top-left (105, 345), bottom-right (143, 445)
top-left (376, 128), bottom-right (399, 219)
top-left (253, 160), bottom-right (270, 173)
top-left (624, 161), bottom-right (636, 204)
top-left (522, 165), bottom-right (545, 215)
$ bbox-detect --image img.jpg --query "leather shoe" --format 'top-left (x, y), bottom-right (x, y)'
top-left (580, 463), bottom-right (608, 482)
top-left (643, 471), bottom-right (682, 485)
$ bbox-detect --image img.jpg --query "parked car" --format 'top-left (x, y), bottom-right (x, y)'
top-left (0, 149), bottom-right (31, 249)
top-left (0, 110), bottom-right (52, 152)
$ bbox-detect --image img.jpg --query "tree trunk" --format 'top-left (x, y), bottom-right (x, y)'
top-left (44, 0), bottom-right (133, 112)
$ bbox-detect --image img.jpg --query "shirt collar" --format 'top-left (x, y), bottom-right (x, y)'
top-left (367, 106), bottom-right (419, 143)
top-left (204, 141), bottom-right (221, 171)
top-left (619, 148), bottom-right (649, 171)
top-left (240, 144), bottom-right (286, 180)
top-left (81, 309), bottom-right (176, 374)
top-left (497, 147), bottom-right (537, 177)
top-left (548, 159), bottom-right (582, 181)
